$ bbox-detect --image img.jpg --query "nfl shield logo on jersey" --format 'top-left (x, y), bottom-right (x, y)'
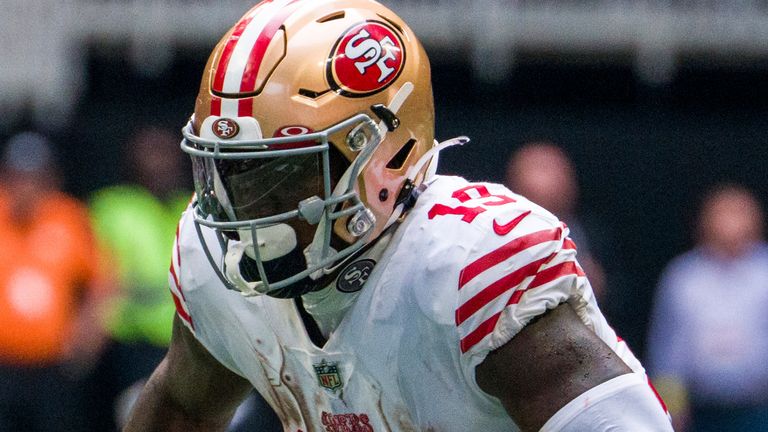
top-left (314, 360), bottom-right (343, 392)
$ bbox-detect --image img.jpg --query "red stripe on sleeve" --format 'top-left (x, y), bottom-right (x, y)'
top-left (170, 288), bottom-right (195, 330)
top-left (506, 261), bottom-right (580, 305)
top-left (527, 261), bottom-right (581, 290)
top-left (458, 227), bottom-right (562, 289)
top-left (458, 259), bottom-right (571, 353)
top-left (169, 262), bottom-right (186, 301)
top-left (460, 310), bottom-right (502, 353)
top-left (169, 221), bottom-right (194, 329)
top-left (172, 224), bottom-right (187, 301)
top-left (563, 238), bottom-right (577, 250)
top-left (576, 263), bottom-right (585, 276)
top-left (647, 377), bottom-right (670, 414)
top-left (455, 255), bottom-right (551, 326)
top-left (169, 246), bottom-right (194, 328)
top-left (507, 286), bottom-right (525, 305)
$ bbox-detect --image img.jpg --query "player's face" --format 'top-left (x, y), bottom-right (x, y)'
top-left (192, 144), bottom-right (350, 251)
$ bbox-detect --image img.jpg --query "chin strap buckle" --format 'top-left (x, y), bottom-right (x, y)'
top-left (370, 104), bottom-right (400, 132)
top-left (394, 179), bottom-right (417, 209)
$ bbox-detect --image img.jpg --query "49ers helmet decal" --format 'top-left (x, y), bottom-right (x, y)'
top-left (327, 20), bottom-right (406, 97)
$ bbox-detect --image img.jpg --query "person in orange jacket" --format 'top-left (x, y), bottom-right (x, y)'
top-left (0, 131), bottom-right (111, 432)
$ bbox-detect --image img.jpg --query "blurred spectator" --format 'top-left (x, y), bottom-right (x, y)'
top-left (504, 141), bottom-right (608, 300)
top-left (88, 125), bottom-right (191, 430)
top-left (646, 184), bottom-right (768, 431)
top-left (0, 131), bottom-right (110, 431)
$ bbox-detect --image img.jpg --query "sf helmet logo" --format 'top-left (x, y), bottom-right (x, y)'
top-left (336, 259), bottom-right (375, 293)
top-left (212, 118), bottom-right (240, 139)
top-left (347, 29), bottom-right (396, 81)
top-left (328, 21), bottom-right (405, 97)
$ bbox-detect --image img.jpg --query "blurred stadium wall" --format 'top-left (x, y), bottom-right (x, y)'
top-left (2, 0), bottom-right (768, 353)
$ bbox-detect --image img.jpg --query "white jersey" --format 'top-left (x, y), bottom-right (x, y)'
top-left (169, 175), bottom-right (655, 432)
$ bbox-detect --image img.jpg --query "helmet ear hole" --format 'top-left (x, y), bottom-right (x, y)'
top-left (386, 139), bottom-right (416, 170)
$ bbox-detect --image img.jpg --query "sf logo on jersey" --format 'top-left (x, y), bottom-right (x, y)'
top-left (327, 21), bottom-right (405, 97)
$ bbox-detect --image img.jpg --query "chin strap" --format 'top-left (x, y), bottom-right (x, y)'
top-left (406, 135), bottom-right (469, 183)
top-left (224, 240), bottom-right (262, 296)
top-left (223, 223), bottom-right (298, 296)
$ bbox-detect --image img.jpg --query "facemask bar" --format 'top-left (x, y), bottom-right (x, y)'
top-left (180, 113), bottom-right (382, 295)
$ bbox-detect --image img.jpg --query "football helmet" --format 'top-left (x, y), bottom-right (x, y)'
top-left (181, 0), bottom-right (448, 298)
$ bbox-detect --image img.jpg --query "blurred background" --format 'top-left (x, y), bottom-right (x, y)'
top-left (1, 0), bottom-right (768, 430)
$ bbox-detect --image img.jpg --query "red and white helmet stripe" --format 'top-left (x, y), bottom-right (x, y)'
top-left (211, 0), bottom-right (303, 118)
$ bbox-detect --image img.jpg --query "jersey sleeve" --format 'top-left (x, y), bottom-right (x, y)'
top-left (409, 177), bottom-right (590, 358)
top-left (451, 206), bottom-right (604, 406)
top-left (414, 178), bottom-right (604, 404)
top-left (168, 210), bottom-right (195, 332)
top-left (434, 183), bottom-right (656, 412)
top-left (456, 217), bottom-right (585, 357)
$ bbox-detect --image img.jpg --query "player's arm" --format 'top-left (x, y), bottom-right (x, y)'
top-left (476, 302), bottom-right (671, 432)
top-left (123, 315), bottom-right (252, 432)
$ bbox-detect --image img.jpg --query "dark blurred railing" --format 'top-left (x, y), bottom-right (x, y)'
top-left (3, 0), bottom-right (768, 129)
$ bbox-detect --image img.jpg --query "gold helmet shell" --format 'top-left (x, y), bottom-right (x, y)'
top-left (182, 0), bottom-right (435, 297)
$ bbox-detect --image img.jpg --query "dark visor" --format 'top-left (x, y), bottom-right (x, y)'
top-left (192, 152), bottom-right (322, 222)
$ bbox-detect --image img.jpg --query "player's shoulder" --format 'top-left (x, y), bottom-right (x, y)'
top-left (170, 204), bottom-right (264, 333)
top-left (170, 203), bottom-right (224, 301)
top-left (172, 203), bottom-right (221, 289)
top-left (408, 175), bottom-right (565, 248)
top-left (394, 175), bottom-right (570, 286)
top-left (385, 176), bottom-right (569, 325)
top-left (175, 203), bottom-right (198, 246)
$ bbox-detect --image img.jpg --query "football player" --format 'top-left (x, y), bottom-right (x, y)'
top-left (125, 0), bottom-right (674, 430)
